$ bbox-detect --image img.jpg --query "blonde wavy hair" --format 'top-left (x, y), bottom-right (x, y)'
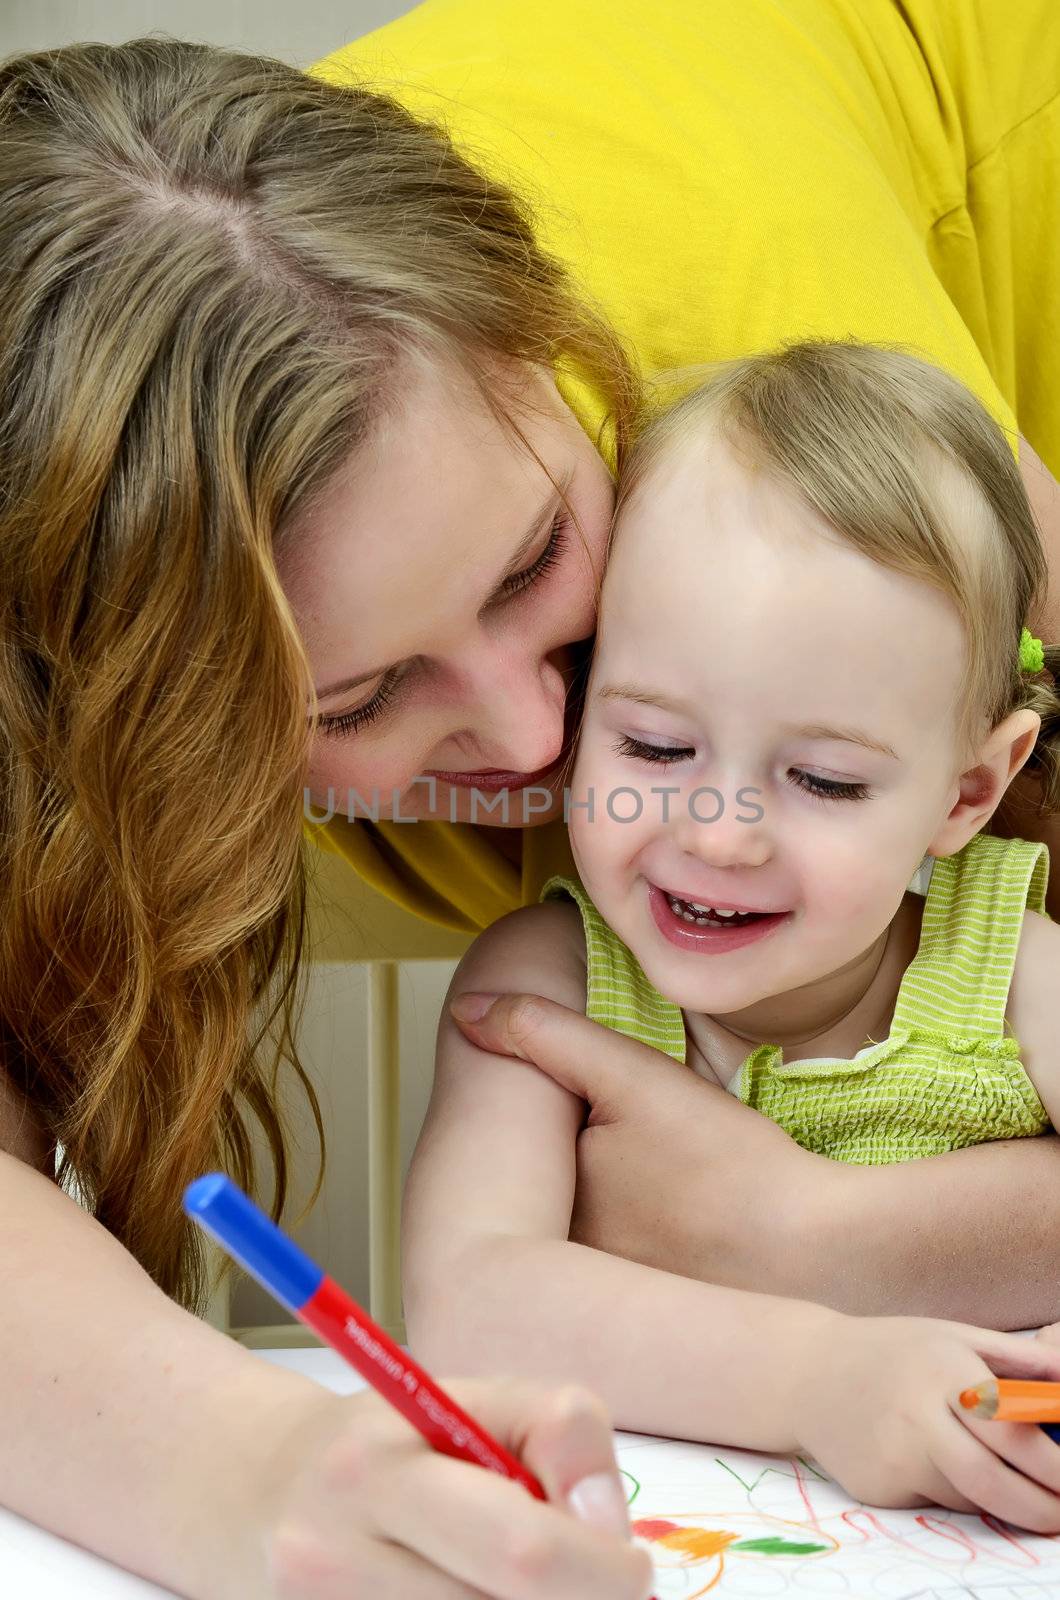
top-left (0, 37), bottom-right (638, 1306)
top-left (619, 341), bottom-right (1060, 808)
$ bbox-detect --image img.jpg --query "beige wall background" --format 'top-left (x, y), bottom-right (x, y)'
top-left (2, 1), bottom-right (416, 66)
top-left (1, 0), bottom-right (468, 1334)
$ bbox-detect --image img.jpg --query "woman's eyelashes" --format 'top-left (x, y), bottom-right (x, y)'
top-left (314, 514), bottom-right (571, 740)
top-left (613, 735), bottom-right (871, 801)
top-left (316, 666), bottom-right (404, 739)
top-left (497, 513), bottom-right (569, 599)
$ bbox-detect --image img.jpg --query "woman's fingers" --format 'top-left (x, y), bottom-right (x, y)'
top-left (374, 1453), bottom-right (653, 1600)
top-left (508, 1381), bottom-right (632, 1533)
top-left (449, 990), bottom-right (688, 1114)
top-left (270, 1525), bottom-right (490, 1600)
top-left (272, 1383), bottom-right (652, 1600)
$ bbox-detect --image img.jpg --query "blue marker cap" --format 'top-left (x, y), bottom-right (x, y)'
top-left (183, 1173), bottom-right (324, 1313)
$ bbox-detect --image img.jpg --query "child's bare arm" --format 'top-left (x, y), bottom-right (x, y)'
top-left (403, 899), bottom-right (831, 1445)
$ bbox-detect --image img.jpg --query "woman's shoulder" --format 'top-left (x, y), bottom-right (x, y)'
top-left (452, 898), bottom-right (588, 1017)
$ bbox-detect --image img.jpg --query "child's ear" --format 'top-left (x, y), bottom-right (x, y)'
top-left (928, 709), bottom-right (1041, 858)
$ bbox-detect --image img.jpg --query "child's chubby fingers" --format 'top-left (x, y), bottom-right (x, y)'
top-left (955, 1408), bottom-right (1060, 1503)
top-left (968, 1324), bottom-right (1060, 1380)
top-left (933, 1413), bottom-right (1060, 1533)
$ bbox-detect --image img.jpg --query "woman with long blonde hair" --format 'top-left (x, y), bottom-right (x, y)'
top-left (2, 7), bottom-right (1059, 1592)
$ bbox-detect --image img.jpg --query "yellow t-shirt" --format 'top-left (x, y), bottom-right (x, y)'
top-left (308, 0), bottom-right (1060, 932)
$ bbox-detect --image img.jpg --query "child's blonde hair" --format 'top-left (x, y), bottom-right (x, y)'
top-left (620, 341), bottom-right (1060, 808)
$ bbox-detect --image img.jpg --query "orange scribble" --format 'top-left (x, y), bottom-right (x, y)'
top-left (657, 1527), bottom-right (739, 1561)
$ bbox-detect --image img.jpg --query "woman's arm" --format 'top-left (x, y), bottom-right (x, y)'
top-left (0, 1149), bottom-right (651, 1600)
top-left (0, 1151), bottom-right (309, 1598)
top-left (446, 993), bottom-right (1060, 1328)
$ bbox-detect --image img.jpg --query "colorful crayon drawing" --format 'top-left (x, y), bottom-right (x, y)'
top-left (631, 1510), bottom-right (837, 1595)
top-left (616, 1434), bottom-right (1060, 1599)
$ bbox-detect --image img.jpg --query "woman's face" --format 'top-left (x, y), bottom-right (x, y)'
top-left (278, 358), bottom-right (613, 826)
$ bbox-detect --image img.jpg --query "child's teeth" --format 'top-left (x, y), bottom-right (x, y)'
top-left (666, 894), bottom-right (742, 921)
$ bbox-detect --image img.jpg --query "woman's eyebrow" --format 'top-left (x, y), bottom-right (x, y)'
top-left (313, 470), bottom-right (576, 702)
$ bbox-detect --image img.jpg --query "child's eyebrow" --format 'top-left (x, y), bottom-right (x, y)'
top-left (596, 684), bottom-right (689, 716)
top-left (597, 689), bottom-right (900, 762)
top-left (794, 723), bottom-right (899, 760)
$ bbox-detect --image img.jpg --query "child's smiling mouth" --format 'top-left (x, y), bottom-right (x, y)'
top-left (647, 881), bottom-right (790, 953)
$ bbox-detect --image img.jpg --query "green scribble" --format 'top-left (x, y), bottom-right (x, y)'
top-left (621, 1468), bottom-right (641, 1507)
top-left (795, 1457), bottom-right (830, 1482)
top-left (729, 1537), bottom-right (830, 1557)
top-left (715, 1457), bottom-right (764, 1493)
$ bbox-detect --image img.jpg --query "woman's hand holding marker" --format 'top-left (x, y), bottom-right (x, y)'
top-left (180, 1175), bottom-right (654, 1600)
top-left (254, 1380), bottom-right (653, 1600)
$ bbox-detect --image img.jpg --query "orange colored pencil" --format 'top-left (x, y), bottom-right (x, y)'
top-left (959, 1379), bottom-right (1060, 1423)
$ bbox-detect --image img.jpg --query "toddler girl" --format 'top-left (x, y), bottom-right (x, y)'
top-left (405, 343), bottom-right (1060, 1528)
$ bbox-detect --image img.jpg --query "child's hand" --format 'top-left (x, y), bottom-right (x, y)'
top-left (791, 1317), bottom-right (1060, 1530)
top-left (248, 1378), bottom-right (654, 1600)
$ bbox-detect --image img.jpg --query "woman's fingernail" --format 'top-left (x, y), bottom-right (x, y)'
top-left (450, 992), bottom-right (498, 1023)
top-left (566, 1471), bottom-right (631, 1536)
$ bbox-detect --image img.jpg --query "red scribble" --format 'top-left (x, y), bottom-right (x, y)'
top-left (915, 1514), bottom-right (980, 1561)
top-left (978, 1514), bottom-right (1044, 1567)
top-left (632, 1519), bottom-right (681, 1540)
top-left (840, 1509), bottom-right (929, 1558)
top-left (839, 1507), bottom-right (1048, 1570)
top-left (791, 1457), bottom-right (828, 1535)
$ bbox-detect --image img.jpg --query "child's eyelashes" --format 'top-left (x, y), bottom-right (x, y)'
top-left (787, 769), bottom-right (871, 802)
top-left (614, 736), bottom-right (871, 802)
top-left (613, 734), bottom-right (695, 765)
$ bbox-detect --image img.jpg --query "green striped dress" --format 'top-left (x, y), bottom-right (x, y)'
top-left (542, 834), bottom-right (1051, 1163)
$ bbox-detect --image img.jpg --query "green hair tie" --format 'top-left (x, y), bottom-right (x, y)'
top-left (1020, 627), bottom-right (1045, 674)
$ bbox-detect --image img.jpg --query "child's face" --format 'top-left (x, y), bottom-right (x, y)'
top-left (569, 429), bottom-right (970, 1018)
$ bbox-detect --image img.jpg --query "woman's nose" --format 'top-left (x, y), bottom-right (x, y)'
top-left (433, 647), bottom-right (569, 774)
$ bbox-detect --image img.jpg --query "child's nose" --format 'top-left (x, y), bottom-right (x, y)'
top-left (670, 792), bottom-right (773, 870)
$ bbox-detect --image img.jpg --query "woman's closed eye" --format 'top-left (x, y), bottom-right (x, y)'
top-left (314, 514), bottom-right (571, 740)
top-left (494, 512), bottom-right (570, 601)
top-left (314, 665), bottom-right (406, 739)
